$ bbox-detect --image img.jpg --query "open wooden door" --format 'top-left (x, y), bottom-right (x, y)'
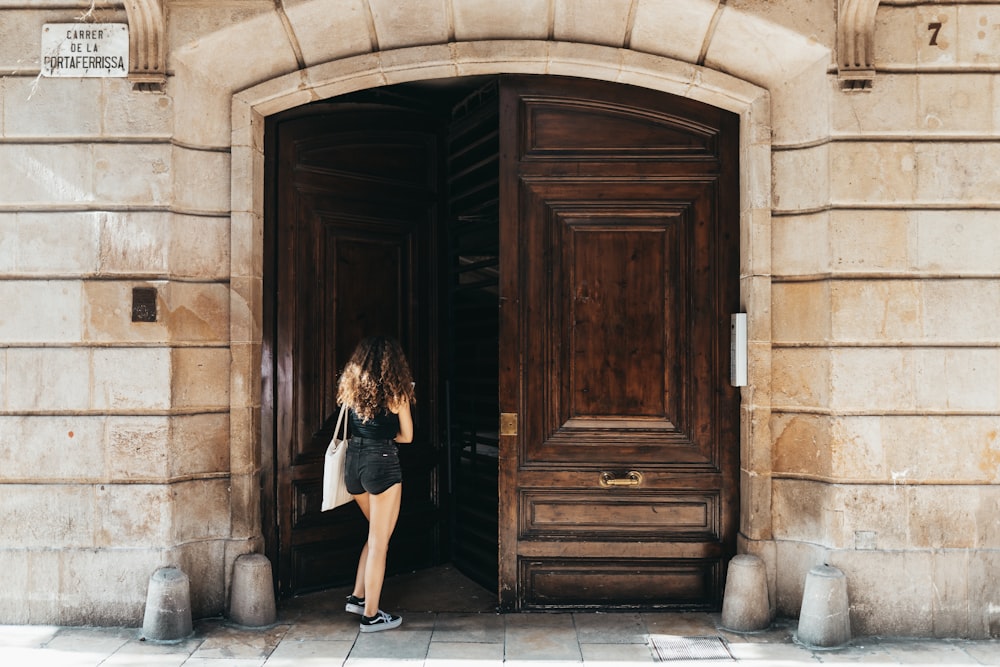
top-left (497, 76), bottom-right (740, 610)
top-left (266, 104), bottom-right (442, 597)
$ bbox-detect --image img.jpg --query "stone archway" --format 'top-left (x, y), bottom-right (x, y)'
top-left (164, 0), bottom-right (834, 601)
top-left (229, 42), bottom-right (776, 584)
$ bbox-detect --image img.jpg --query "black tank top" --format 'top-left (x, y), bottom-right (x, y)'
top-left (348, 407), bottom-right (399, 440)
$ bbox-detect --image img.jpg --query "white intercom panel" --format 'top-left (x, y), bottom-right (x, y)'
top-left (730, 313), bottom-right (747, 387)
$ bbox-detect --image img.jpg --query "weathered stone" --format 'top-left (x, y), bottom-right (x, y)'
top-left (284, 0), bottom-right (373, 67)
top-left (796, 565), bottom-right (851, 648)
top-left (170, 479), bottom-right (231, 543)
top-left (142, 567), bottom-right (193, 642)
top-left (107, 416), bottom-right (171, 480)
top-left (171, 145), bottom-right (231, 214)
top-left (93, 143), bottom-right (172, 205)
top-left (0, 280), bottom-right (82, 343)
top-left (454, 0), bottom-right (551, 41)
top-left (5, 348), bottom-right (91, 411)
top-left (13, 212), bottom-right (102, 275)
top-left (96, 484), bottom-right (171, 547)
top-left (0, 484), bottom-right (94, 549)
top-left (0, 416), bottom-right (105, 481)
top-left (93, 348), bottom-right (172, 410)
top-left (370, 0), bottom-right (450, 49)
top-left (772, 282), bottom-right (831, 343)
top-left (772, 144), bottom-right (829, 212)
top-left (229, 553), bottom-right (276, 627)
top-left (553, 0), bottom-right (633, 46)
top-left (170, 539), bottom-right (228, 618)
top-left (170, 347), bottom-right (231, 409)
top-left (721, 554), bottom-right (771, 632)
top-left (169, 413), bottom-right (231, 478)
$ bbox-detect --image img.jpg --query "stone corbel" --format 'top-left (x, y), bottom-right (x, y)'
top-left (124, 0), bottom-right (166, 91)
top-left (837, 0), bottom-right (880, 91)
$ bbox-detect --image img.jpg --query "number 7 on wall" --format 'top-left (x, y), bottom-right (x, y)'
top-left (927, 21), bottom-right (942, 46)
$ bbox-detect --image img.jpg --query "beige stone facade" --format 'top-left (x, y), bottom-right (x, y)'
top-left (0, 0), bottom-right (997, 637)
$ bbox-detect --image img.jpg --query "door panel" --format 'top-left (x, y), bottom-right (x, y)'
top-left (498, 76), bottom-right (740, 610)
top-left (269, 106), bottom-right (441, 597)
top-left (523, 559), bottom-right (717, 606)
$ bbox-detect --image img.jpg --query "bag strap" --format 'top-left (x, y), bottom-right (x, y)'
top-left (333, 404), bottom-right (349, 441)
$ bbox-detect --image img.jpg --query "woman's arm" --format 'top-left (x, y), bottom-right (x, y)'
top-left (391, 399), bottom-right (413, 443)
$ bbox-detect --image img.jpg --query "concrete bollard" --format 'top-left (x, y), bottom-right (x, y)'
top-left (229, 553), bottom-right (277, 627)
top-left (796, 565), bottom-right (852, 648)
top-left (721, 554), bottom-right (771, 632)
top-left (142, 567), bottom-right (193, 642)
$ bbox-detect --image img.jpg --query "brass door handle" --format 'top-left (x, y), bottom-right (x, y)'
top-left (599, 471), bottom-right (643, 488)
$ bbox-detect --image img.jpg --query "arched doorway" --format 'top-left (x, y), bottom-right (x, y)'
top-left (262, 74), bottom-right (741, 611)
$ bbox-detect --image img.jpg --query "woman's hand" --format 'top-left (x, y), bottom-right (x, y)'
top-left (391, 399), bottom-right (413, 443)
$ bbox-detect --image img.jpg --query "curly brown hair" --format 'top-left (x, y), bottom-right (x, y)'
top-left (336, 336), bottom-right (415, 422)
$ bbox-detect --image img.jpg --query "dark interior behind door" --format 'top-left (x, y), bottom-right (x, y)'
top-left (443, 81), bottom-right (501, 593)
top-left (265, 105), bottom-right (443, 597)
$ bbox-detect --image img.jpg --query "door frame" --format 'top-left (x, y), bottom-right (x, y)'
top-left (240, 47), bottom-right (773, 601)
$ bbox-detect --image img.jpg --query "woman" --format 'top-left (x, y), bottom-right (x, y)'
top-left (336, 336), bottom-right (415, 632)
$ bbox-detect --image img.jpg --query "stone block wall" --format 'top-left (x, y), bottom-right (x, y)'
top-left (766, 1), bottom-right (1000, 637)
top-left (0, 0), bottom-right (243, 624)
top-left (0, 0), bottom-right (997, 636)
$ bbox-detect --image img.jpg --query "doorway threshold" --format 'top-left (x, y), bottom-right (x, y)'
top-left (282, 564), bottom-right (497, 615)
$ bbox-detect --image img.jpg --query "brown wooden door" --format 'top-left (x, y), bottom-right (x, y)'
top-left (267, 105), bottom-right (442, 597)
top-left (497, 76), bottom-right (740, 610)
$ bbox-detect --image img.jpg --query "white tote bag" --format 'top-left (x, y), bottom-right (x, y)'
top-left (321, 405), bottom-right (353, 510)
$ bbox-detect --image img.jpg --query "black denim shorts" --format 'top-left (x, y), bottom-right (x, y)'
top-left (344, 437), bottom-right (402, 495)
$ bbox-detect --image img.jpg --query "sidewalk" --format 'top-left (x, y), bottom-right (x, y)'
top-left (2, 565), bottom-right (997, 666)
top-left (3, 610), bottom-right (999, 666)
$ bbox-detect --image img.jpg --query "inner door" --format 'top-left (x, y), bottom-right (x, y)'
top-left (497, 76), bottom-right (740, 610)
top-left (267, 104), bottom-right (441, 597)
top-left (443, 80), bottom-right (501, 593)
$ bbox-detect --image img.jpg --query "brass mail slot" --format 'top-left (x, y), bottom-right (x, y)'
top-left (599, 470), bottom-right (644, 487)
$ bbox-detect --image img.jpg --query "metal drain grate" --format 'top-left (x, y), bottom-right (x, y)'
top-left (649, 635), bottom-right (735, 662)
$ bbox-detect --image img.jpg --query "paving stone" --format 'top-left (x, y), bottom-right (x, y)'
top-left (187, 623), bottom-right (288, 660)
top-left (642, 612), bottom-right (720, 636)
top-left (961, 641), bottom-right (1000, 665)
top-left (581, 641), bottom-right (659, 663)
top-left (348, 627), bottom-right (432, 660)
top-left (426, 640), bottom-right (504, 665)
top-left (0, 624), bottom-right (59, 648)
top-left (574, 612), bottom-right (647, 644)
top-left (431, 612), bottom-right (505, 643)
top-left (504, 613), bottom-right (582, 662)
top-left (182, 659), bottom-right (266, 667)
top-left (0, 609), bottom-right (998, 665)
top-left (262, 638), bottom-right (354, 665)
top-left (44, 627), bottom-right (136, 655)
top-left (877, 640), bottom-right (983, 664)
top-left (282, 615), bottom-right (360, 641)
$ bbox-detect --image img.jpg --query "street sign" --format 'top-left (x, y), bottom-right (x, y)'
top-left (41, 23), bottom-right (129, 78)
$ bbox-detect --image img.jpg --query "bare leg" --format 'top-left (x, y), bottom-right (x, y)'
top-left (351, 493), bottom-right (371, 599)
top-left (362, 482), bottom-right (402, 617)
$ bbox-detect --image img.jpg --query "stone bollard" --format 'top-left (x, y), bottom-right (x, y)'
top-left (229, 553), bottom-right (277, 627)
top-left (142, 567), bottom-right (193, 642)
top-left (796, 565), bottom-right (852, 648)
top-left (720, 554), bottom-right (771, 632)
